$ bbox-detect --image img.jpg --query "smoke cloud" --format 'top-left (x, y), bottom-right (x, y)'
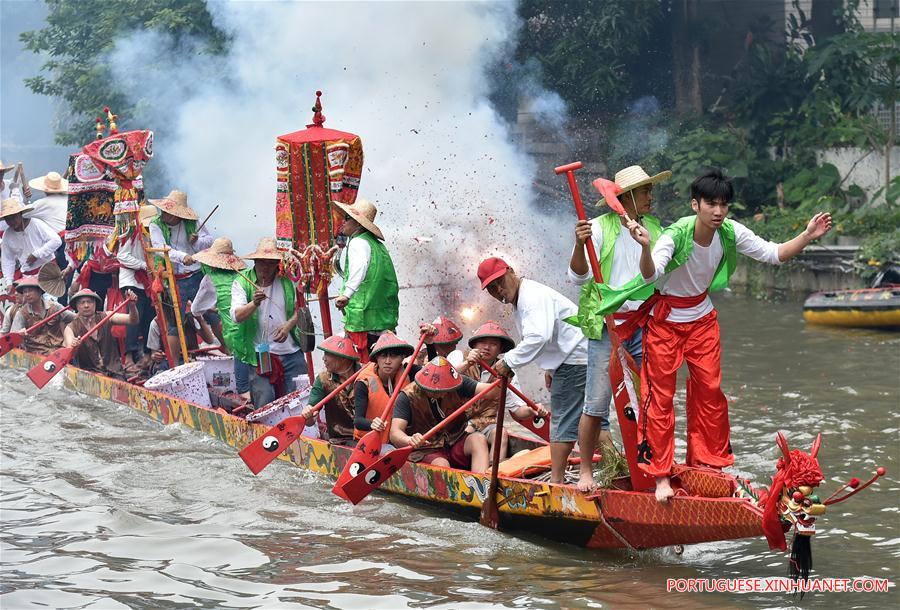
top-left (108, 1), bottom-right (573, 344)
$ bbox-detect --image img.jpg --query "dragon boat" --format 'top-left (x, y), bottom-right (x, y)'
top-left (803, 286), bottom-right (900, 329)
top-left (2, 346), bottom-right (770, 551)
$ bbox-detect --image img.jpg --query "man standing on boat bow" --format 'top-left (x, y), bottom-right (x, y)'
top-left (612, 169), bottom-right (832, 503)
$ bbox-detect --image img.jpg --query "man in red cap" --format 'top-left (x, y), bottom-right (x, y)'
top-left (390, 356), bottom-right (495, 471)
top-left (477, 257), bottom-right (588, 484)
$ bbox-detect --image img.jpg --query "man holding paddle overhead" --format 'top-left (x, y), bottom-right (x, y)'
top-left (614, 168), bottom-right (833, 503)
top-left (567, 165), bottom-right (667, 493)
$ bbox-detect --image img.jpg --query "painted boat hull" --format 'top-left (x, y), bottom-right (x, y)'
top-left (1, 348), bottom-right (764, 550)
top-left (803, 287), bottom-right (900, 328)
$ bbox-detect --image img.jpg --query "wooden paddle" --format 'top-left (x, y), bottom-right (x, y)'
top-left (480, 377), bottom-right (508, 529)
top-left (26, 299), bottom-right (131, 389)
top-left (337, 378), bottom-right (502, 505)
top-left (195, 204), bottom-right (219, 234)
top-left (0, 305), bottom-right (71, 358)
top-left (239, 367), bottom-right (365, 474)
top-left (331, 333), bottom-right (428, 500)
top-left (477, 358), bottom-right (550, 443)
top-left (555, 161), bottom-right (654, 492)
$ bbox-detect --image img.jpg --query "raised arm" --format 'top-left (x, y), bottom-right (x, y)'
top-left (777, 212), bottom-right (833, 262)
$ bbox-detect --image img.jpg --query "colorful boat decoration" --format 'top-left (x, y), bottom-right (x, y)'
top-left (803, 286), bottom-right (900, 328)
top-left (0, 348), bottom-right (882, 558)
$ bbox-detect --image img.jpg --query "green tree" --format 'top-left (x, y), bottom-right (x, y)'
top-left (21, 0), bottom-right (227, 146)
top-left (515, 0), bottom-right (661, 116)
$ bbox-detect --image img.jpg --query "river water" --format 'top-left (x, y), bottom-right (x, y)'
top-left (1, 294), bottom-right (897, 609)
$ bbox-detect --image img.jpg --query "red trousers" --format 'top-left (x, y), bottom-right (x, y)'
top-left (346, 331), bottom-right (371, 364)
top-left (638, 310), bottom-right (733, 477)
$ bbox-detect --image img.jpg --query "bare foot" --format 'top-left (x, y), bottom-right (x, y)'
top-left (577, 472), bottom-right (597, 493)
top-left (655, 476), bottom-right (675, 504)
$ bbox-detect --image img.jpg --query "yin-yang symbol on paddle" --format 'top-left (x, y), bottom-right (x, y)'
top-left (43, 362), bottom-right (57, 372)
top-left (261, 436), bottom-right (280, 452)
top-left (365, 469), bottom-right (381, 485)
top-left (533, 416), bottom-right (545, 428)
top-left (349, 462), bottom-right (366, 477)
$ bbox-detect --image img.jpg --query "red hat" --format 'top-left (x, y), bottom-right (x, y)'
top-left (318, 335), bottom-right (361, 361)
top-left (369, 331), bottom-right (414, 359)
top-left (477, 257), bottom-right (510, 289)
top-left (468, 320), bottom-right (515, 353)
top-left (431, 316), bottom-right (463, 345)
top-left (415, 356), bottom-right (463, 392)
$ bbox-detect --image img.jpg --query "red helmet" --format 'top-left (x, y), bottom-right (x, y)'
top-left (415, 356), bottom-right (463, 392)
top-left (468, 320), bottom-right (515, 353)
top-left (318, 334), bottom-right (361, 361)
top-left (431, 316), bottom-right (463, 346)
top-left (369, 331), bottom-right (414, 359)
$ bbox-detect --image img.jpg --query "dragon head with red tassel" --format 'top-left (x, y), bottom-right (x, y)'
top-left (758, 432), bottom-right (885, 590)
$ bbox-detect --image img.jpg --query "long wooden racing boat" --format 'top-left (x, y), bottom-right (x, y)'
top-left (1, 347), bottom-right (765, 550)
top-left (803, 286), bottom-right (900, 328)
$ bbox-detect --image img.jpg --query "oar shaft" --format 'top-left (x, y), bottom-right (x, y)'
top-left (82, 299), bottom-right (131, 338)
top-left (419, 378), bottom-right (501, 444)
top-left (557, 162), bottom-right (603, 283)
top-left (306, 366), bottom-right (365, 417)
top-left (195, 204), bottom-right (219, 233)
top-left (23, 305), bottom-right (70, 334)
top-left (234, 269), bottom-right (262, 290)
top-left (376, 333), bottom-right (428, 422)
top-left (477, 359), bottom-right (541, 414)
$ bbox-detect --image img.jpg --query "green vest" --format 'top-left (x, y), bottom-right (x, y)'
top-left (150, 217), bottom-right (197, 268)
top-left (597, 215), bottom-right (737, 316)
top-left (201, 264), bottom-right (240, 352)
top-left (232, 268), bottom-right (303, 366)
top-left (340, 231), bottom-right (400, 333)
top-left (567, 213), bottom-right (662, 339)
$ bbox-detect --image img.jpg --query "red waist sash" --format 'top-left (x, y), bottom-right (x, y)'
top-left (614, 290), bottom-right (709, 342)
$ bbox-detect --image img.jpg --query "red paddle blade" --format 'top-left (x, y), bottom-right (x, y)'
top-left (332, 429), bottom-right (383, 500)
top-left (238, 416), bottom-right (307, 475)
top-left (0, 332), bottom-right (24, 358)
top-left (608, 344), bottom-right (654, 491)
top-left (517, 412), bottom-right (550, 442)
top-left (26, 346), bottom-right (74, 389)
top-left (337, 446), bottom-right (413, 504)
top-left (592, 178), bottom-right (626, 216)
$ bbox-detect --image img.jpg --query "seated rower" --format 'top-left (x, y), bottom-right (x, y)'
top-left (1, 279), bottom-right (25, 334)
top-left (9, 276), bottom-right (75, 355)
top-left (63, 289), bottom-right (137, 377)
top-left (299, 334), bottom-right (362, 445)
top-left (459, 320), bottom-right (549, 461)
top-left (430, 316), bottom-right (465, 368)
top-left (391, 356), bottom-right (495, 472)
top-left (353, 331), bottom-right (418, 450)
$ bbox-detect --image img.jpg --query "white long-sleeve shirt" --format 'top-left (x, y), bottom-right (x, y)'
top-left (646, 219), bottom-right (782, 322)
top-left (339, 235), bottom-right (372, 298)
top-left (190, 275), bottom-right (218, 315)
top-left (1, 217), bottom-right (62, 278)
top-left (26, 194), bottom-right (67, 233)
top-left (229, 277), bottom-right (299, 355)
top-left (567, 217), bottom-right (646, 319)
top-left (115, 235), bottom-right (147, 289)
top-left (503, 278), bottom-right (588, 371)
top-left (148, 221), bottom-right (212, 276)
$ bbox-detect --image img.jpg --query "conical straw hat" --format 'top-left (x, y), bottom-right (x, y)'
top-left (150, 189), bottom-right (198, 220)
top-left (194, 237), bottom-right (247, 270)
top-left (415, 356), bottom-right (463, 392)
top-left (0, 197), bottom-right (34, 220)
top-left (468, 320), bottom-right (515, 352)
top-left (242, 237), bottom-right (283, 261)
top-left (333, 198), bottom-right (385, 241)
